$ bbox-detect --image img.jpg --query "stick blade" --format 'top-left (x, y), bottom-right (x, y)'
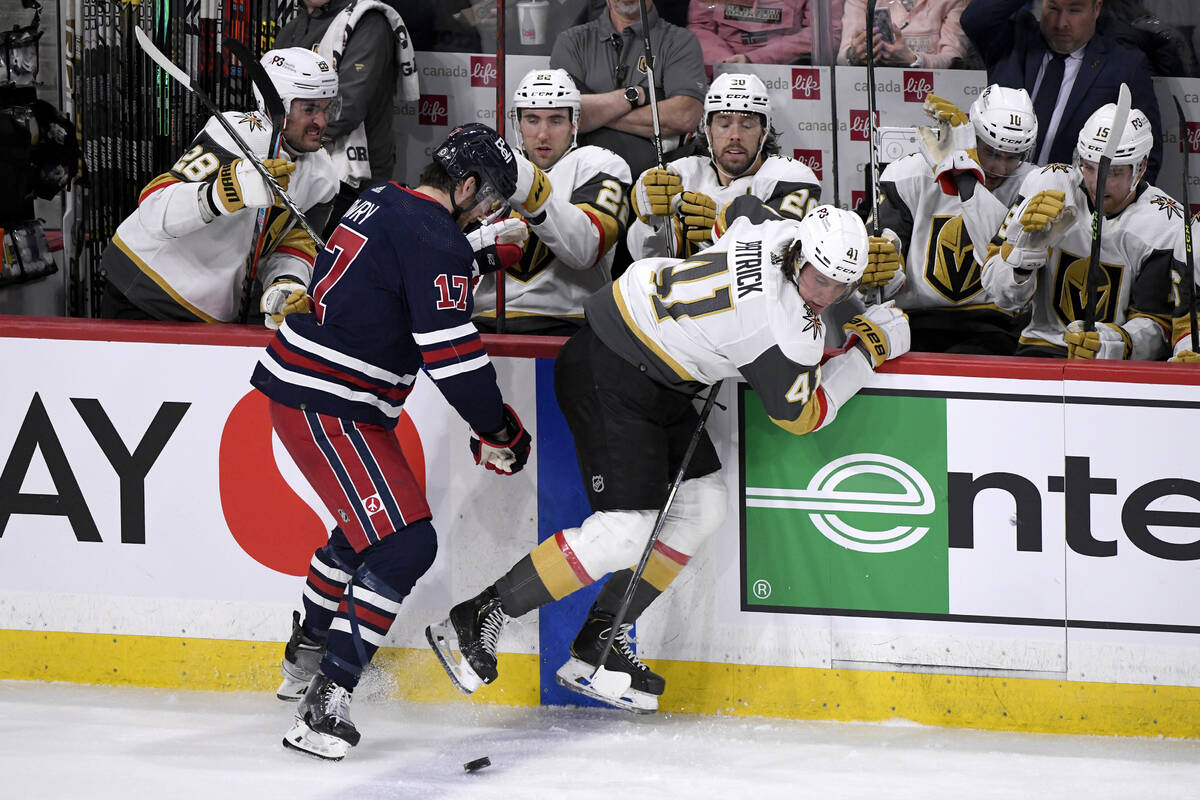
top-left (133, 26), bottom-right (192, 91)
top-left (1103, 83), bottom-right (1132, 162)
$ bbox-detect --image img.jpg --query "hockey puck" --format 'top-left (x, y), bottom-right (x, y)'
top-left (463, 756), bottom-right (491, 772)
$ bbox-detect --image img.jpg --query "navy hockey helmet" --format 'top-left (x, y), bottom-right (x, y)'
top-left (433, 123), bottom-right (518, 205)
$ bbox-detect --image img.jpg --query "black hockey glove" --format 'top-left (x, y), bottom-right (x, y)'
top-left (470, 404), bottom-right (531, 475)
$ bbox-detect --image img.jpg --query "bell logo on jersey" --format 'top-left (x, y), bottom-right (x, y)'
top-left (924, 215), bottom-right (982, 303)
top-left (1051, 252), bottom-right (1124, 325)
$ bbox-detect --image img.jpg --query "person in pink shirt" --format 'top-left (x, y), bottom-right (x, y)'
top-left (688, 0), bottom-right (844, 64)
top-left (838, 0), bottom-right (967, 69)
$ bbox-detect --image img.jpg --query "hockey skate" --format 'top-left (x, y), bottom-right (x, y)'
top-left (555, 613), bottom-right (664, 714)
top-left (277, 610), bottom-right (325, 701)
top-left (282, 674), bottom-right (361, 760)
top-left (425, 586), bottom-right (509, 694)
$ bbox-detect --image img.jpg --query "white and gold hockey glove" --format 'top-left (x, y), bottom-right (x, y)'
top-left (843, 300), bottom-right (911, 369)
top-left (1015, 189), bottom-right (1076, 249)
top-left (206, 157), bottom-right (294, 217)
top-left (1064, 320), bottom-right (1132, 360)
top-left (632, 167), bottom-right (682, 225)
top-left (677, 190), bottom-right (718, 244)
top-left (1170, 335), bottom-right (1200, 363)
top-left (920, 93), bottom-right (975, 166)
top-left (862, 228), bottom-right (906, 300)
top-left (261, 276), bottom-right (309, 330)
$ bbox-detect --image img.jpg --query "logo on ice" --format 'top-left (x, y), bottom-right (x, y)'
top-left (791, 67), bottom-right (820, 100)
top-left (902, 71), bottom-right (934, 103)
top-left (470, 56), bottom-right (498, 88)
top-left (792, 148), bottom-right (823, 179)
top-left (419, 94), bottom-right (448, 126)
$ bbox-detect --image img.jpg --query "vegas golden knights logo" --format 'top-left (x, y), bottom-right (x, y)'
top-left (1051, 251), bottom-right (1124, 324)
top-left (510, 234), bottom-right (554, 282)
top-left (923, 215), bottom-right (981, 303)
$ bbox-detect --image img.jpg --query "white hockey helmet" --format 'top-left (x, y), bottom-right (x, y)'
top-left (1076, 102), bottom-right (1154, 166)
top-left (256, 48), bottom-right (340, 119)
top-left (970, 84), bottom-right (1038, 156)
top-left (795, 205), bottom-right (869, 285)
top-left (704, 72), bottom-right (772, 131)
top-left (511, 68), bottom-right (581, 152)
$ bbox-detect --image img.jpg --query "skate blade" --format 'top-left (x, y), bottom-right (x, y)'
top-left (554, 660), bottom-right (658, 714)
top-left (282, 719), bottom-right (352, 761)
top-left (425, 622), bottom-right (485, 694)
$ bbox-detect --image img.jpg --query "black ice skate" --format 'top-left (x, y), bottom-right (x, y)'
top-left (282, 674), bottom-right (361, 760)
top-left (277, 610), bottom-right (326, 701)
top-left (425, 586), bottom-right (510, 694)
top-left (555, 612), bottom-right (665, 714)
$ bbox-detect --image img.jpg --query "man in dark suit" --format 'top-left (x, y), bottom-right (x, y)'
top-left (961, 0), bottom-right (1161, 181)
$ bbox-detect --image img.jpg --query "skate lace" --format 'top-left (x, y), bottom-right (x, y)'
top-left (322, 682), bottom-right (353, 723)
top-left (479, 604), bottom-right (509, 657)
top-left (611, 623), bottom-right (648, 671)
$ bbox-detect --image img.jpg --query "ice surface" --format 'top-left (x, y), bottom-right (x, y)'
top-left (3, 679), bottom-right (1199, 800)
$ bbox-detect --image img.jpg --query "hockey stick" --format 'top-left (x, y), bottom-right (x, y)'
top-left (863, 0), bottom-right (883, 306)
top-left (1083, 82), bottom-right (1130, 332)
top-left (224, 36), bottom-right (286, 324)
top-left (585, 380), bottom-right (724, 702)
top-left (495, 0), bottom-right (507, 333)
top-left (132, 25), bottom-right (327, 250)
top-left (1173, 96), bottom-right (1199, 354)
top-left (636, 0), bottom-right (679, 258)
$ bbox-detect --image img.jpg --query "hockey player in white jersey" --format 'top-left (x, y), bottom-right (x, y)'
top-left (472, 69), bottom-right (632, 336)
top-left (873, 86), bottom-right (1038, 354)
top-left (626, 72), bottom-right (821, 261)
top-left (428, 201), bottom-right (910, 713)
top-left (100, 48), bottom-right (339, 325)
top-left (982, 103), bottom-right (1180, 359)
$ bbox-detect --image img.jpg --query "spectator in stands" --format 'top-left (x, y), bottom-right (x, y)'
top-left (960, 0), bottom-right (1163, 181)
top-left (550, 0), bottom-right (707, 179)
top-left (688, 0), bottom-right (845, 65)
top-left (838, 0), bottom-right (967, 69)
top-left (1099, 0), bottom-right (1197, 77)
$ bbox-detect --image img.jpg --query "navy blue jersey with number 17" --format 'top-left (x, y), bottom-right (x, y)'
top-left (251, 181), bottom-right (506, 435)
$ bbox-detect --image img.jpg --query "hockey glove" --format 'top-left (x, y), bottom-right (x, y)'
top-left (261, 277), bottom-right (309, 330)
top-left (470, 404), bottom-right (532, 475)
top-left (1064, 320), bottom-right (1132, 360)
top-left (632, 167), bottom-right (682, 225)
top-left (920, 94), bottom-right (975, 166)
top-left (509, 151), bottom-right (552, 219)
top-left (1170, 347), bottom-right (1200, 363)
top-left (933, 149), bottom-right (984, 197)
top-left (207, 157), bottom-right (294, 216)
top-left (678, 190), bottom-right (718, 244)
top-left (468, 217), bottom-right (529, 274)
top-left (1013, 190), bottom-right (1076, 251)
top-left (862, 229), bottom-right (906, 299)
top-left (842, 300), bottom-right (911, 369)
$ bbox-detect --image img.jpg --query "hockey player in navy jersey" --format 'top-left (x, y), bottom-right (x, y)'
top-left (101, 48), bottom-right (340, 325)
top-left (250, 123), bottom-right (532, 760)
top-left (428, 199), bottom-right (910, 713)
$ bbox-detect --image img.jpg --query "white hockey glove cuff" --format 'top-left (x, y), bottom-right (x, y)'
top-left (1171, 340), bottom-right (1200, 363)
top-left (261, 276), bottom-right (308, 330)
top-left (999, 242), bottom-right (1048, 274)
top-left (470, 404), bottom-right (532, 476)
top-left (467, 217), bottom-right (529, 274)
top-left (509, 151), bottom-right (551, 220)
top-left (861, 228), bottom-right (906, 300)
top-left (1065, 320), bottom-right (1132, 360)
top-left (842, 300), bottom-right (910, 369)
